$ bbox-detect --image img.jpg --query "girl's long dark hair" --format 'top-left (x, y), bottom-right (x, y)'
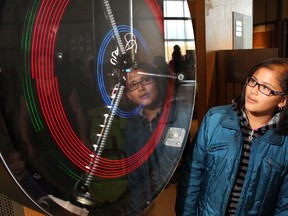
top-left (233, 58), bottom-right (288, 134)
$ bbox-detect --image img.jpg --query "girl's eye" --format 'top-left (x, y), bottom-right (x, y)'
top-left (129, 83), bottom-right (137, 88)
top-left (248, 78), bottom-right (256, 85)
top-left (142, 78), bottom-right (150, 84)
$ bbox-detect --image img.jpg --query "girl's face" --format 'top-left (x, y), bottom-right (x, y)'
top-left (245, 67), bottom-right (286, 117)
top-left (6, 152), bottom-right (26, 178)
top-left (126, 69), bottom-right (159, 108)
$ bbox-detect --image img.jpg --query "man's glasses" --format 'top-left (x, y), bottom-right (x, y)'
top-left (246, 77), bottom-right (286, 96)
top-left (126, 76), bottom-right (155, 92)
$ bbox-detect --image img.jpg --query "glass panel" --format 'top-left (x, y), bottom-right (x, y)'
top-left (164, 20), bottom-right (194, 39)
top-left (164, 1), bottom-right (190, 18)
top-left (0, 0), bottom-right (196, 215)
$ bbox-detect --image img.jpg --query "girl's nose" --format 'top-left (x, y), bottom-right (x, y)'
top-left (138, 83), bottom-right (145, 91)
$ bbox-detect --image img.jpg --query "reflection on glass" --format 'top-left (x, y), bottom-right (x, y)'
top-left (124, 62), bottom-right (190, 214)
top-left (0, 0), bottom-right (196, 215)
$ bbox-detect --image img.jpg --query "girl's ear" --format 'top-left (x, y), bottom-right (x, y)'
top-left (278, 96), bottom-right (287, 110)
top-left (126, 93), bottom-right (133, 101)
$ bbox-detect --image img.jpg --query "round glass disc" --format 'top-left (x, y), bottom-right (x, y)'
top-left (0, 0), bottom-right (196, 215)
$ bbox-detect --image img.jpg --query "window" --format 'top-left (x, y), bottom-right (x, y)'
top-left (163, 0), bottom-right (195, 61)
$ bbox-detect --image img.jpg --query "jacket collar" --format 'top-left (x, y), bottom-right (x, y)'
top-left (220, 106), bottom-right (241, 131)
top-left (259, 130), bottom-right (285, 146)
top-left (220, 105), bottom-right (285, 146)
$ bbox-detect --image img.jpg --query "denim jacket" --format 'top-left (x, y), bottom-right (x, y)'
top-left (126, 102), bottom-right (191, 215)
top-left (176, 105), bottom-right (288, 216)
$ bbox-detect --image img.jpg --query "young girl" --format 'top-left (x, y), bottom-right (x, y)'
top-left (176, 58), bottom-right (288, 215)
top-left (125, 62), bottom-right (190, 215)
top-left (124, 62), bottom-right (167, 215)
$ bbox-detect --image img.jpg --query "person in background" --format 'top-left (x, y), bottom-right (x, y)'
top-left (3, 141), bottom-right (30, 182)
top-left (2, 140), bottom-right (60, 202)
top-left (176, 58), bottom-right (288, 215)
top-left (169, 45), bottom-right (184, 76)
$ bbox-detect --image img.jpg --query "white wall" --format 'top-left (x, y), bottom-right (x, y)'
top-left (204, 0), bottom-right (253, 106)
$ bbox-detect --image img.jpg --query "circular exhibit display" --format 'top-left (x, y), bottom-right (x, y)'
top-left (0, 0), bottom-right (196, 215)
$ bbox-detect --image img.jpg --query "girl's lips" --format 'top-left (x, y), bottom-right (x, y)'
top-left (246, 95), bottom-right (257, 104)
top-left (140, 93), bottom-right (149, 99)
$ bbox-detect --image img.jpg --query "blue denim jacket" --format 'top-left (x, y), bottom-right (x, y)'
top-left (176, 105), bottom-right (288, 216)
